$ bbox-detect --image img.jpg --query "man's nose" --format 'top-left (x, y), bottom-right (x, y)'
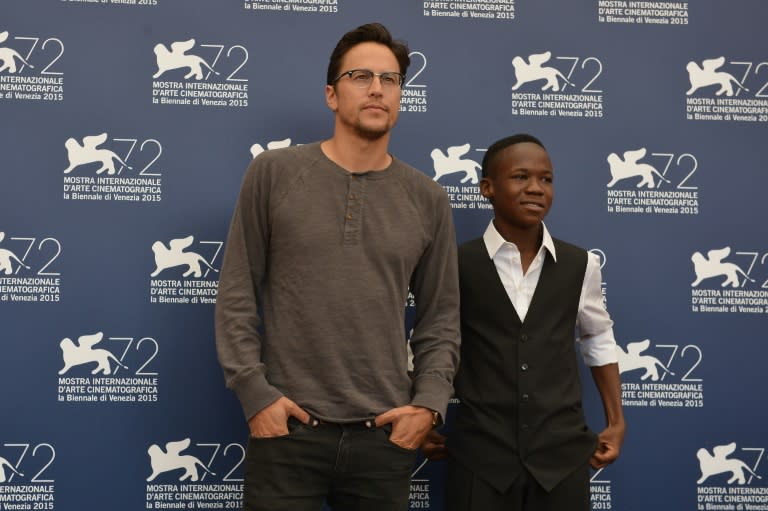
top-left (367, 76), bottom-right (384, 94)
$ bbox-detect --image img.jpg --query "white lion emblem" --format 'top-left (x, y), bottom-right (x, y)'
top-left (250, 138), bottom-right (292, 159)
top-left (59, 332), bottom-right (129, 375)
top-left (430, 143), bottom-right (480, 184)
top-left (63, 133), bottom-right (132, 175)
top-left (606, 148), bottom-right (671, 189)
top-left (151, 235), bottom-right (218, 278)
top-left (686, 57), bottom-right (749, 97)
top-left (512, 51), bottom-right (574, 92)
top-left (697, 442), bottom-right (762, 485)
top-left (0, 31), bottom-right (34, 74)
top-left (0, 456), bottom-right (23, 483)
top-left (152, 39), bottom-right (219, 80)
top-left (616, 340), bottom-right (674, 382)
top-left (0, 232), bottom-right (30, 275)
top-left (691, 247), bottom-right (754, 288)
top-left (146, 439), bottom-right (216, 482)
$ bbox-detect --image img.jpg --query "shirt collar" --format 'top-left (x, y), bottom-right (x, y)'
top-left (482, 220), bottom-right (557, 263)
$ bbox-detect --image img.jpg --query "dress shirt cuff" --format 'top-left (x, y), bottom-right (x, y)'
top-left (579, 328), bottom-right (619, 367)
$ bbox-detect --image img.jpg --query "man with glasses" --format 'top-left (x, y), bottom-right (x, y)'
top-left (215, 23), bottom-right (460, 511)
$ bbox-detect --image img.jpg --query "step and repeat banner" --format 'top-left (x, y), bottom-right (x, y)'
top-left (2, 0), bottom-right (766, 509)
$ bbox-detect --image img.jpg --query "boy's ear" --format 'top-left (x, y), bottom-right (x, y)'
top-left (480, 177), bottom-right (494, 202)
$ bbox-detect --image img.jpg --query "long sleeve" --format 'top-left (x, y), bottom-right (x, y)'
top-left (408, 189), bottom-right (461, 421)
top-left (215, 161), bottom-right (283, 421)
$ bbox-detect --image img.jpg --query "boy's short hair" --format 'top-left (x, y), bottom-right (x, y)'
top-left (481, 134), bottom-right (546, 178)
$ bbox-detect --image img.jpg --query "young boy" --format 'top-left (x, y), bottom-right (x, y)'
top-left (424, 133), bottom-right (625, 511)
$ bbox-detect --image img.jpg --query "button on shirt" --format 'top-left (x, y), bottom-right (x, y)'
top-left (482, 221), bottom-right (618, 367)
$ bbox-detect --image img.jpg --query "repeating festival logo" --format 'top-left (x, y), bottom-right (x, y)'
top-left (405, 294), bottom-right (417, 371)
top-left (422, 0), bottom-right (515, 20)
top-left (61, 0), bottom-right (159, 6)
top-left (243, 0), bottom-right (338, 14)
top-left (0, 231), bottom-right (62, 303)
top-left (588, 248), bottom-right (608, 307)
top-left (696, 442), bottom-right (766, 510)
top-left (690, 247), bottom-right (768, 314)
top-left (428, 142), bottom-right (490, 211)
top-left (151, 38), bottom-right (249, 108)
top-left (405, 290), bottom-right (416, 309)
top-left (618, 339), bottom-right (704, 408)
top-left (697, 443), bottom-right (763, 486)
top-left (409, 456), bottom-right (433, 510)
top-left (149, 235), bottom-right (221, 304)
top-left (406, 327), bottom-right (415, 372)
top-left (147, 439), bottom-right (216, 482)
top-left (590, 466), bottom-right (614, 510)
top-left (400, 51), bottom-right (429, 114)
top-left (0, 29), bottom-right (64, 102)
top-left (605, 147), bottom-right (700, 215)
top-left (56, 331), bottom-right (160, 404)
top-left (685, 56), bottom-right (768, 123)
top-left (145, 438), bottom-right (244, 508)
top-left (0, 31), bottom-right (34, 74)
top-left (687, 58), bottom-right (749, 97)
top-left (510, 51), bottom-right (605, 118)
top-left (249, 138), bottom-right (292, 159)
top-left (0, 455), bottom-right (24, 483)
top-left (0, 442), bottom-right (56, 506)
top-left (597, 1), bottom-right (689, 25)
top-left (62, 132), bottom-right (164, 203)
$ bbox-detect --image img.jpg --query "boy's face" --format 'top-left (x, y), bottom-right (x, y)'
top-left (480, 142), bottom-right (553, 230)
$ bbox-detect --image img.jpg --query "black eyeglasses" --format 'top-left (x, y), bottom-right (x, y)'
top-left (333, 69), bottom-right (405, 89)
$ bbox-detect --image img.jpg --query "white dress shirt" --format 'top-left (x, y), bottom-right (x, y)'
top-left (482, 221), bottom-right (618, 367)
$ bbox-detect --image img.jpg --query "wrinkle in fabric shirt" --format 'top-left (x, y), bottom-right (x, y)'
top-left (482, 221), bottom-right (618, 367)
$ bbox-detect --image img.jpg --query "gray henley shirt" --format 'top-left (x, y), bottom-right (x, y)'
top-left (215, 142), bottom-right (460, 423)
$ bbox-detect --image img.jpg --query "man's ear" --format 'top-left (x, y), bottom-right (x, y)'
top-left (325, 84), bottom-right (338, 112)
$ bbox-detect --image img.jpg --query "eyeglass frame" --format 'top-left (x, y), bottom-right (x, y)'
top-left (332, 68), bottom-right (406, 89)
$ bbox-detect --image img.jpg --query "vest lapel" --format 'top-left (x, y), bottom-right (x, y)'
top-left (521, 250), bottom-right (555, 327)
top-left (467, 238), bottom-right (523, 325)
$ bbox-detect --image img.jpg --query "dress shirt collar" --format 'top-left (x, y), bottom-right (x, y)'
top-left (482, 220), bottom-right (557, 263)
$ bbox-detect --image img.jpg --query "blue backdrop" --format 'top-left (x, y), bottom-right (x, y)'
top-left (2, 1), bottom-right (767, 509)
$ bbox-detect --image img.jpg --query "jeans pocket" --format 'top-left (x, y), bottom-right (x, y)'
top-left (249, 417), bottom-right (307, 440)
top-left (381, 424), bottom-right (417, 453)
top-left (286, 416), bottom-right (306, 433)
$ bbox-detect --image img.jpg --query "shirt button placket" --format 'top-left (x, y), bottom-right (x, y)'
top-left (344, 174), bottom-right (364, 244)
top-left (519, 331), bottom-right (531, 436)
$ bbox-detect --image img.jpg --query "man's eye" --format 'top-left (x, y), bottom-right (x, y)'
top-left (381, 74), bottom-right (397, 85)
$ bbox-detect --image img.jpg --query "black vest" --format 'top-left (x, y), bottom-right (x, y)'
top-left (449, 237), bottom-right (597, 492)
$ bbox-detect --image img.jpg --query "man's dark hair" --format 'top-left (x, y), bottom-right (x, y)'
top-left (327, 23), bottom-right (410, 86)
top-left (481, 133), bottom-right (546, 178)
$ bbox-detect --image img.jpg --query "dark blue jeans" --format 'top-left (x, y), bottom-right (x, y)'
top-left (244, 418), bottom-right (417, 511)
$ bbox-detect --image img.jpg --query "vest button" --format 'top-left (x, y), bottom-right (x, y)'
top-left (521, 424), bottom-right (529, 431)
top-left (521, 334), bottom-right (528, 342)
top-left (521, 394), bottom-right (529, 402)
top-left (521, 363), bottom-right (528, 371)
